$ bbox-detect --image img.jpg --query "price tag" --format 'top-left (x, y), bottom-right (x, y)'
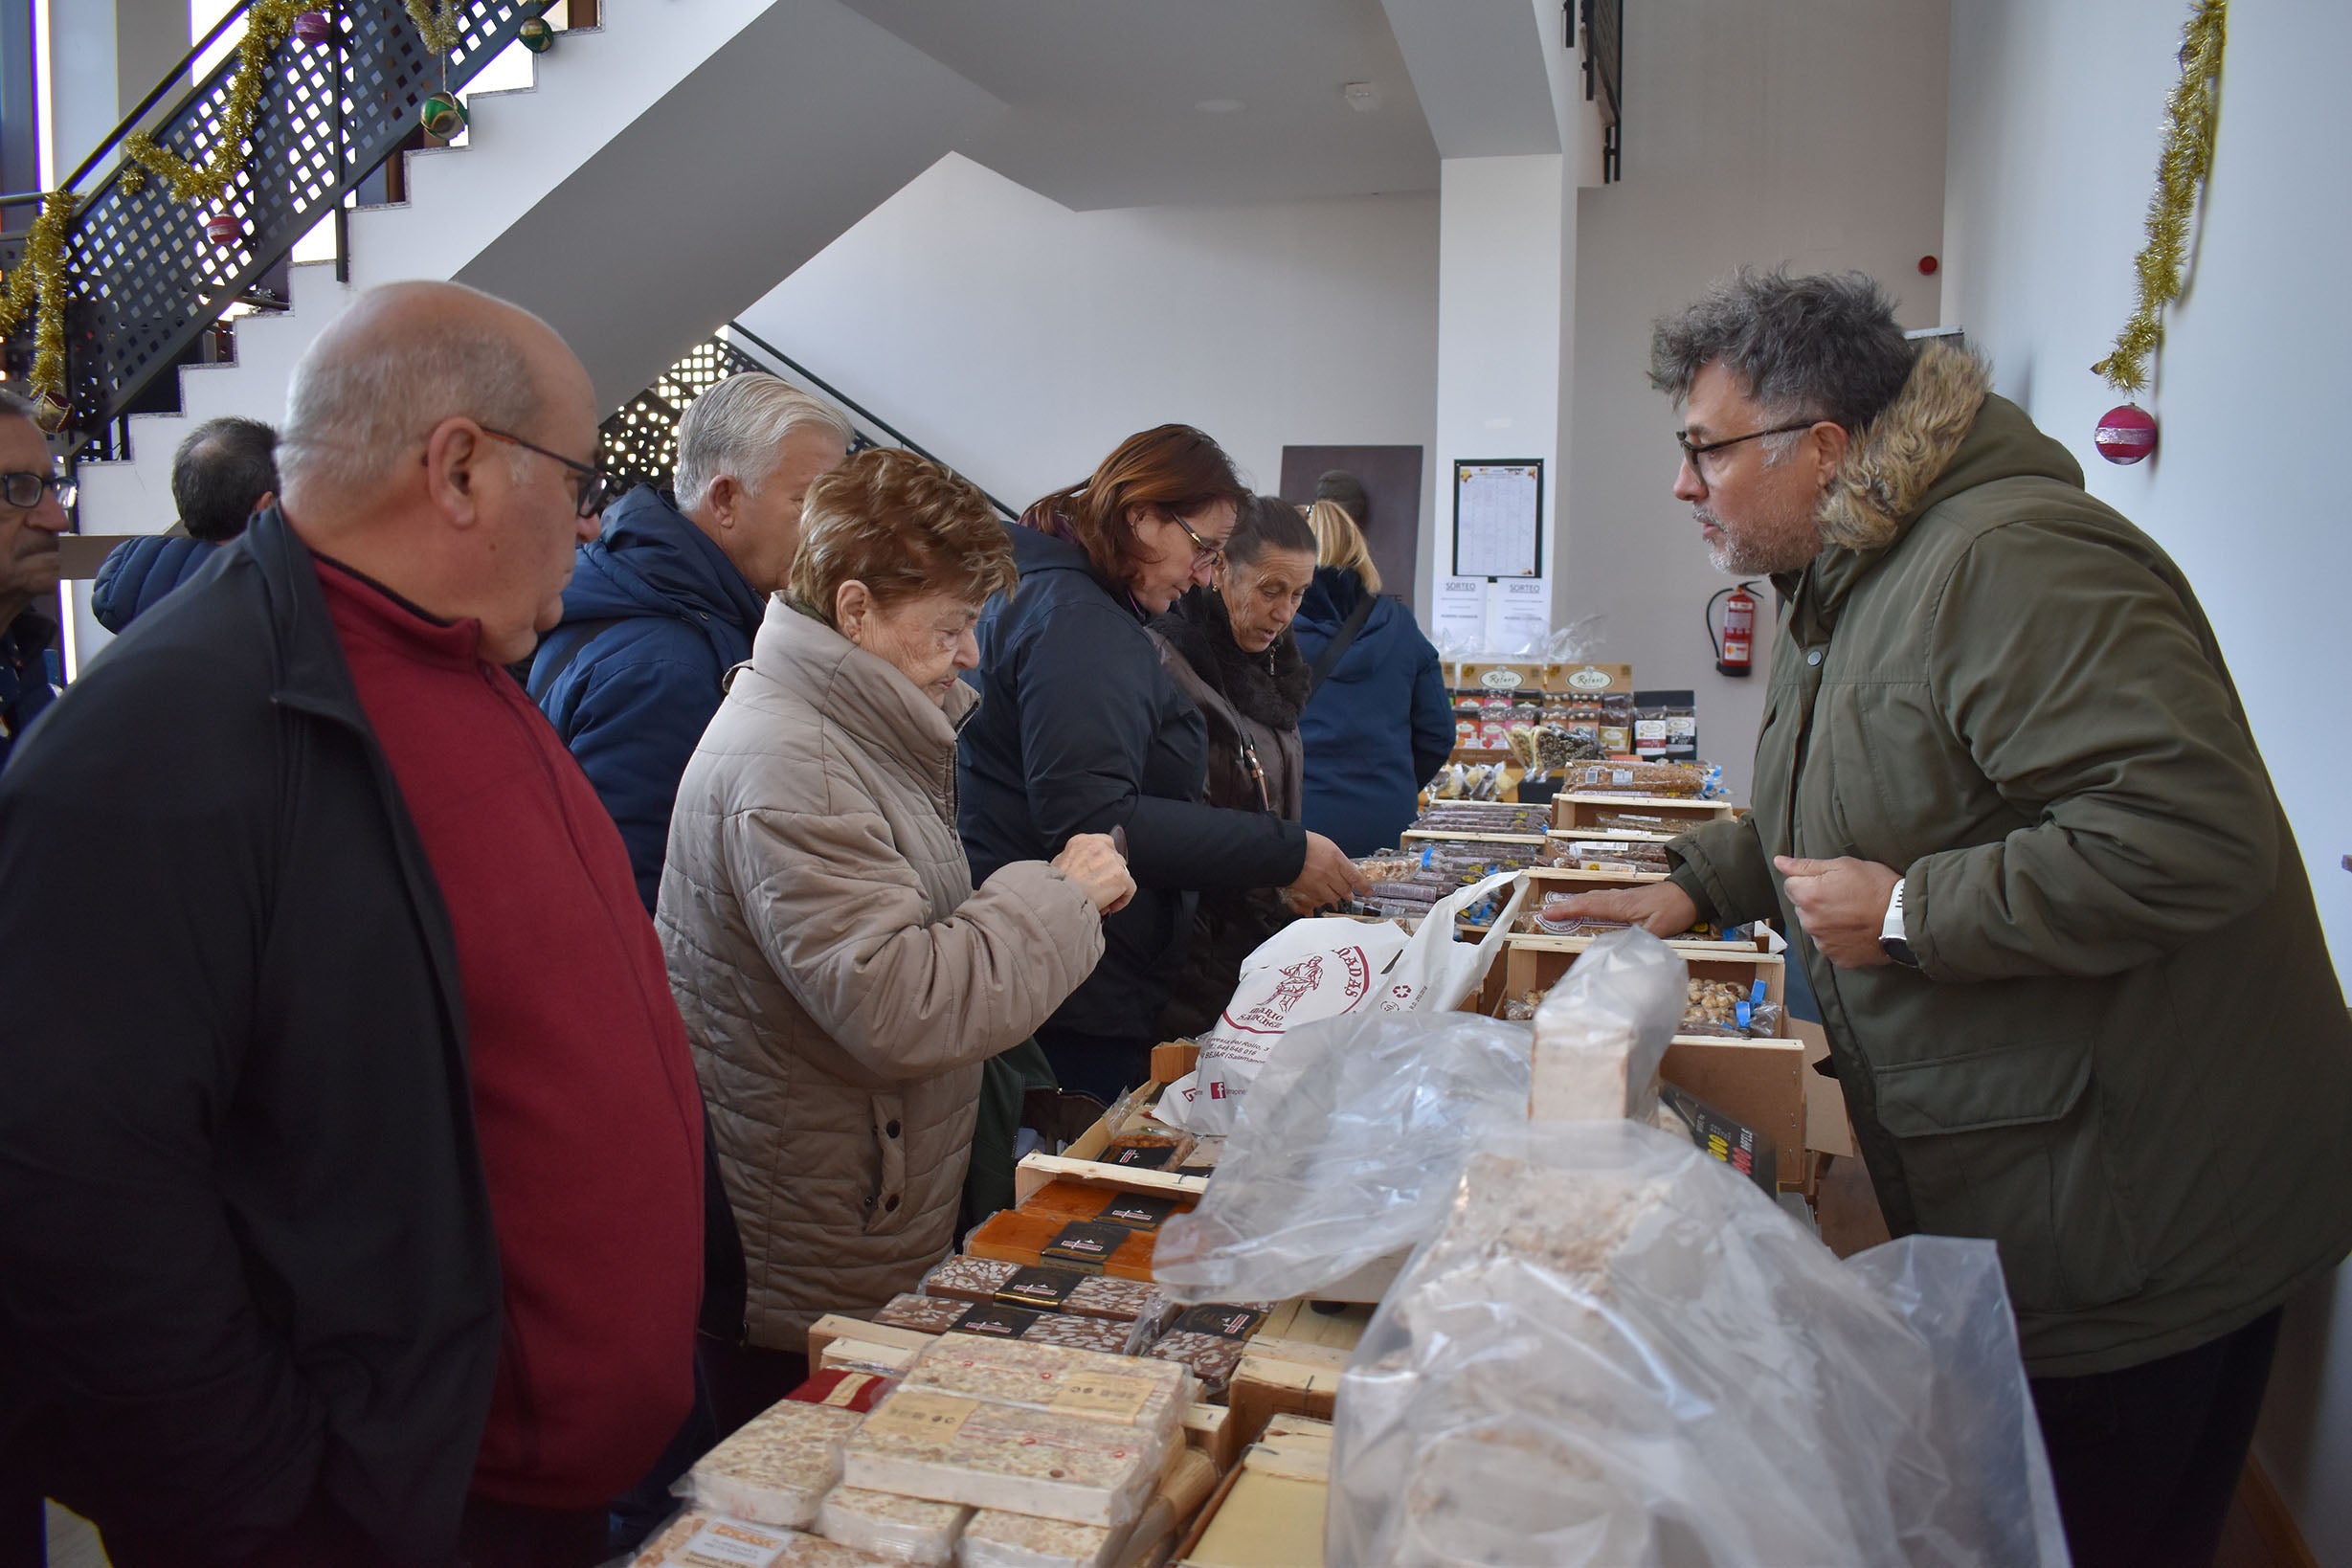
top-left (862, 1390), bottom-right (979, 1443)
top-left (1050, 1370), bottom-right (1157, 1423)
top-left (677, 1516), bottom-right (794, 1566)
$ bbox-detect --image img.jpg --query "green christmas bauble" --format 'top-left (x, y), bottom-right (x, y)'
top-left (518, 17), bottom-right (553, 52)
top-left (421, 92), bottom-right (467, 138)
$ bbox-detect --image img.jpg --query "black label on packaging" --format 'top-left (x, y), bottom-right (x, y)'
top-left (1174, 1162), bottom-right (1218, 1179)
top-left (1101, 1191), bottom-right (1182, 1229)
top-left (1171, 1304), bottom-right (1267, 1341)
top-left (995, 1266), bottom-right (1083, 1310)
top-left (1659, 1081), bottom-right (1778, 1195)
top-left (1107, 1141), bottom-right (1179, 1169)
top-left (1041, 1221), bottom-right (1129, 1270)
top-left (953, 1303), bottom-right (1044, 1339)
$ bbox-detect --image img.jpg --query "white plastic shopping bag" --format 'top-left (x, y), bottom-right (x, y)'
top-left (1162, 870), bottom-right (1527, 1134)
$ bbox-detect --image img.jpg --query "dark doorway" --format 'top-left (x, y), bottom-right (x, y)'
top-left (1278, 444), bottom-right (1424, 608)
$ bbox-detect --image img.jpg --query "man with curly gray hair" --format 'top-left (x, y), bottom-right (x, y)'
top-left (1560, 268), bottom-right (2352, 1568)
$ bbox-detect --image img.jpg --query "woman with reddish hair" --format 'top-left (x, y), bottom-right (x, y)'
top-left (958, 425), bottom-right (1363, 1101)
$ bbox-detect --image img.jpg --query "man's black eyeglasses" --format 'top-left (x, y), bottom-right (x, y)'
top-left (1675, 422), bottom-right (1819, 481)
top-left (0, 470), bottom-right (77, 510)
top-left (481, 428), bottom-right (615, 518)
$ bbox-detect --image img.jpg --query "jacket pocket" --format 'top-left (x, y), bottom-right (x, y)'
top-left (1872, 1035), bottom-right (2148, 1314)
top-left (862, 1091), bottom-right (910, 1238)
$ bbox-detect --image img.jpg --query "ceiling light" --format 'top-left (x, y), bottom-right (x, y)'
top-left (1196, 99), bottom-right (1243, 114)
top-left (1344, 81), bottom-right (1381, 112)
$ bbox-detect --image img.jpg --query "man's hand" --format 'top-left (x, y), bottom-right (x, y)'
top-left (1774, 856), bottom-right (1902, 968)
top-left (1282, 832), bottom-right (1368, 915)
top-left (1541, 881), bottom-right (1700, 938)
top-left (1054, 833), bottom-right (1135, 916)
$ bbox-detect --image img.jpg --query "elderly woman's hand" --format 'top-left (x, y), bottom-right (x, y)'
top-left (1054, 833), bottom-right (1136, 915)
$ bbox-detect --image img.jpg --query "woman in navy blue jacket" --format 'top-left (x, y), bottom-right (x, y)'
top-left (1293, 501), bottom-right (1454, 856)
top-left (959, 427), bottom-right (1363, 1101)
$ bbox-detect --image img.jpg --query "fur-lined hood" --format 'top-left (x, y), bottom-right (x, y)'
top-left (1816, 338), bottom-right (1993, 551)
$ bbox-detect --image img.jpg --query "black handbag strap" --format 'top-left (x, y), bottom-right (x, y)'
top-left (1307, 593), bottom-right (1378, 696)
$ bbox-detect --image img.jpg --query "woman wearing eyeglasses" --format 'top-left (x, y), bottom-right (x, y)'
top-left (959, 426), bottom-right (1364, 1103)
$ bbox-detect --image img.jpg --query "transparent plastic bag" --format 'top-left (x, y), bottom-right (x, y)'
top-left (1150, 1011), bottom-right (1536, 1305)
top-left (1327, 1121), bottom-right (2068, 1567)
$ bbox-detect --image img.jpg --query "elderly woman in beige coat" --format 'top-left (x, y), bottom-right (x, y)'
top-left (659, 447), bottom-right (1133, 1419)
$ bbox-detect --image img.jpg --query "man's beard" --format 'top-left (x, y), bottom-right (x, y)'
top-left (1696, 504), bottom-right (1820, 576)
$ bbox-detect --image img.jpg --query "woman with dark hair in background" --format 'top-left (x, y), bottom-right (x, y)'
top-left (1148, 494), bottom-right (1320, 1040)
top-left (959, 427), bottom-right (1363, 1102)
top-left (1296, 499), bottom-right (1455, 856)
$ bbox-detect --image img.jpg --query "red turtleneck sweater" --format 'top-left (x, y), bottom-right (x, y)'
top-left (315, 556), bottom-right (703, 1507)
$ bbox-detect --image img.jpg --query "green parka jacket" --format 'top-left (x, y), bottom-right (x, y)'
top-left (1669, 342), bottom-right (2352, 1377)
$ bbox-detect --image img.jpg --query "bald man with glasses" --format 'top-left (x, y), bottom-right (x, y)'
top-left (0, 282), bottom-right (703, 1568)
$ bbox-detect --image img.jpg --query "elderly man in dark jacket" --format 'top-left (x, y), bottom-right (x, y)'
top-left (1561, 269), bottom-right (2352, 1568)
top-left (0, 281), bottom-right (706, 1568)
top-left (91, 414), bottom-right (278, 634)
top-left (529, 373), bottom-right (849, 910)
top-left (0, 392), bottom-right (69, 771)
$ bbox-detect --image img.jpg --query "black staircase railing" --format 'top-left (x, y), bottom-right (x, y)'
top-left (598, 322), bottom-right (1019, 522)
top-left (0, 0), bottom-right (541, 457)
top-left (1579, 0), bottom-right (1624, 183)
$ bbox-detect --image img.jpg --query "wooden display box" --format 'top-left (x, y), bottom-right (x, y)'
top-left (1552, 792), bottom-right (1742, 835)
top-left (1451, 660), bottom-right (1561, 695)
top-left (1014, 1080), bottom-right (1210, 1205)
top-left (1497, 932), bottom-right (1782, 1006)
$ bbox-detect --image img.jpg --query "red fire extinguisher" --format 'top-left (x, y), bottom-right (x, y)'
top-left (1707, 582), bottom-right (1758, 678)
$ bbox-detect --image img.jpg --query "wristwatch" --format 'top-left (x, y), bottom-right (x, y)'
top-left (1879, 877), bottom-right (1919, 969)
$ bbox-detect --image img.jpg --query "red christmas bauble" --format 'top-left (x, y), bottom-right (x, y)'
top-left (205, 213), bottom-right (244, 246)
top-left (2094, 403), bottom-right (2157, 465)
top-left (293, 11), bottom-right (334, 45)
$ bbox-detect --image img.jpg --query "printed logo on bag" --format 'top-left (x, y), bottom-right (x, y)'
top-left (1225, 947), bottom-right (1373, 1034)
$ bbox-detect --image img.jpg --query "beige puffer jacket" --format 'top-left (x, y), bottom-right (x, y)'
top-left (659, 598), bottom-right (1105, 1352)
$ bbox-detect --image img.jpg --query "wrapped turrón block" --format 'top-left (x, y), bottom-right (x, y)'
top-left (631, 1510), bottom-right (894, 1565)
top-left (952, 1510), bottom-right (1121, 1568)
top-left (840, 1389), bottom-right (1162, 1529)
top-left (815, 1487), bottom-right (972, 1567)
top-left (904, 1333), bottom-right (1193, 1445)
top-left (920, 1258), bottom-right (1169, 1328)
top-left (685, 1399), bottom-right (866, 1527)
top-left (872, 1295), bottom-right (1137, 1355)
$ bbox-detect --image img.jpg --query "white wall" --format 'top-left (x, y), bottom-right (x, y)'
top-left (735, 152), bottom-right (1440, 521)
top-left (1942, 0), bottom-right (2352, 1557)
top-left (1565, 0), bottom-right (1950, 800)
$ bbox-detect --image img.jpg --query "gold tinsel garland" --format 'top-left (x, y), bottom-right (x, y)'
top-left (2093, 0), bottom-right (2228, 394)
top-left (0, 0), bottom-right (470, 414)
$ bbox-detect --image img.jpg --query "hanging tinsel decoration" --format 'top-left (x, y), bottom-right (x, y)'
top-left (2091, 0), bottom-right (2227, 402)
top-left (119, 0), bottom-right (311, 204)
top-left (0, 190), bottom-right (74, 410)
top-left (404, 0), bottom-right (464, 56)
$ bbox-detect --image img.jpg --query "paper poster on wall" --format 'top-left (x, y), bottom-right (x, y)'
top-left (1451, 459), bottom-right (1544, 579)
top-left (1487, 577), bottom-right (1552, 655)
top-left (1431, 576), bottom-right (1486, 649)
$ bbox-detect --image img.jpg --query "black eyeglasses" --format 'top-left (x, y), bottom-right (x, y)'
top-left (1168, 511), bottom-right (1225, 565)
top-left (481, 428), bottom-right (616, 518)
top-left (0, 470), bottom-right (77, 510)
top-left (1675, 422), bottom-right (1819, 487)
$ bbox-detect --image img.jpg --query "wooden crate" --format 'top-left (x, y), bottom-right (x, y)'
top-left (1495, 931), bottom-right (1782, 1011)
top-left (1551, 792), bottom-right (1742, 835)
top-left (1014, 1080), bottom-right (1209, 1205)
top-left (1659, 1035), bottom-right (1808, 1189)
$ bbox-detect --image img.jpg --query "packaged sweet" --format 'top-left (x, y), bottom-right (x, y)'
top-left (686, 1398), bottom-right (867, 1527)
top-left (1563, 759), bottom-right (1710, 798)
top-left (874, 1293), bottom-right (1139, 1355)
top-left (1141, 1303), bottom-right (1274, 1399)
top-left (1100, 1131), bottom-right (1193, 1171)
top-left (953, 1509), bottom-right (1119, 1568)
top-left (965, 1211), bottom-right (1157, 1280)
top-left (901, 1332), bottom-right (1195, 1441)
top-left (1681, 977), bottom-right (1784, 1039)
top-left (815, 1488), bottom-right (971, 1567)
top-left (788, 1369), bottom-right (896, 1415)
top-left (840, 1389), bottom-right (1162, 1531)
top-left (632, 1512), bottom-right (893, 1566)
top-left (920, 1256), bottom-right (1171, 1327)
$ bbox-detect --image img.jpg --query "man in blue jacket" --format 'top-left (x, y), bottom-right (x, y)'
top-left (529, 373), bottom-right (850, 909)
top-left (91, 415), bottom-right (278, 634)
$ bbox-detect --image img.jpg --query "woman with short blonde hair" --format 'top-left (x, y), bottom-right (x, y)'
top-left (661, 447), bottom-right (1133, 1406)
top-left (1307, 498), bottom-right (1381, 594)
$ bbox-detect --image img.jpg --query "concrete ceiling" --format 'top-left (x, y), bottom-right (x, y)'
top-left (839, 0), bottom-right (1443, 208)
